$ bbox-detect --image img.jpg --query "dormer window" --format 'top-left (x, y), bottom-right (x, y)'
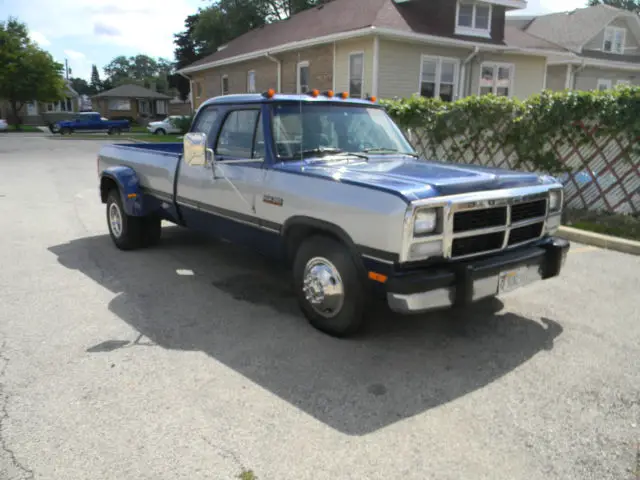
top-left (603, 26), bottom-right (625, 54)
top-left (456, 1), bottom-right (492, 38)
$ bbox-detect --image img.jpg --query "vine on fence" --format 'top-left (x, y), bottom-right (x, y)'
top-left (380, 86), bottom-right (640, 175)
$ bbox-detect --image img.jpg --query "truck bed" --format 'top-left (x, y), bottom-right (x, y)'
top-left (98, 143), bottom-right (183, 199)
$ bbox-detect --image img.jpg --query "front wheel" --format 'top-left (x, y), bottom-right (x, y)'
top-left (106, 189), bottom-right (161, 250)
top-left (292, 235), bottom-right (367, 337)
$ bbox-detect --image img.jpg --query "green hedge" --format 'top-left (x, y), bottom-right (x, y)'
top-left (380, 86), bottom-right (640, 175)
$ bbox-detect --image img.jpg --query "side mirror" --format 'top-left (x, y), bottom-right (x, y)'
top-left (183, 132), bottom-right (212, 167)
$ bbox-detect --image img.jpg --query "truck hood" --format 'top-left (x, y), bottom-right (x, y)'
top-left (275, 156), bottom-right (557, 201)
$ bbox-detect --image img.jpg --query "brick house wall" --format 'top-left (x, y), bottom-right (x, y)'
top-left (190, 44), bottom-right (334, 108)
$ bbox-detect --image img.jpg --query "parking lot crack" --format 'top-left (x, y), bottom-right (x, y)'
top-left (0, 343), bottom-right (35, 480)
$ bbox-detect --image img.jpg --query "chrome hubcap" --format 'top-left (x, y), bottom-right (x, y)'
top-left (109, 202), bottom-right (123, 238)
top-left (302, 257), bottom-right (344, 318)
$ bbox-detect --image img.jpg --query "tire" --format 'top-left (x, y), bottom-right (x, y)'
top-left (155, 128), bottom-right (166, 135)
top-left (108, 127), bottom-right (121, 135)
top-left (106, 189), bottom-right (161, 250)
top-left (292, 235), bottom-right (367, 337)
top-left (60, 127), bottom-right (71, 135)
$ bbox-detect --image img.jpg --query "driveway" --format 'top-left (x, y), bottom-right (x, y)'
top-left (0, 136), bottom-right (638, 480)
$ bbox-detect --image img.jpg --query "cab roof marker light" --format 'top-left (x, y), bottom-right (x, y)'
top-left (323, 90), bottom-right (335, 98)
top-left (339, 92), bottom-right (349, 99)
top-left (367, 95), bottom-right (377, 103)
top-left (308, 89), bottom-right (320, 98)
top-left (262, 88), bottom-right (276, 99)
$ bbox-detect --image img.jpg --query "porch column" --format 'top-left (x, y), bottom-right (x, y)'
top-left (565, 64), bottom-right (573, 90)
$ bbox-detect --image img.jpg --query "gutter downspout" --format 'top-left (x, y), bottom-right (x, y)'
top-left (459, 46), bottom-right (479, 100)
top-left (265, 53), bottom-right (281, 93)
top-left (177, 71), bottom-right (194, 113)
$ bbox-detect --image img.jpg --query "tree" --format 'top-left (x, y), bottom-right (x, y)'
top-left (69, 77), bottom-right (93, 96)
top-left (90, 64), bottom-right (102, 92)
top-left (587, 0), bottom-right (640, 12)
top-left (102, 54), bottom-right (174, 94)
top-left (171, 14), bottom-right (208, 100)
top-left (0, 17), bottom-right (65, 127)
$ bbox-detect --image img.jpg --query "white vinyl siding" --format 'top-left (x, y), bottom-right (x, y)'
top-left (334, 37), bottom-right (374, 97)
top-left (377, 39), bottom-right (469, 100)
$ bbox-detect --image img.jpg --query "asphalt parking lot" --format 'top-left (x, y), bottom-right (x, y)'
top-left (1, 134), bottom-right (639, 480)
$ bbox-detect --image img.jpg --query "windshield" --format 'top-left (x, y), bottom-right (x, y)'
top-left (271, 103), bottom-right (416, 159)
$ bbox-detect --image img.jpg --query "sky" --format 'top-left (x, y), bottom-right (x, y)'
top-left (1, 0), bottom-right (589, 81)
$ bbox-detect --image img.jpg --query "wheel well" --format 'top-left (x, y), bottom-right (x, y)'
top-left (100, 177), bottom-right (119, 203)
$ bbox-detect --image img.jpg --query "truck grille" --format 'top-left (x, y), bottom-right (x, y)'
top-left (450, 198), bottom-right (548, 259)
top-left (453, 207), bottom-right (507, 233)
top-left (511, 199), bottom-right (546, 223)
top-left (508, 222), bottom-right (544, 246)
top-left (452, 232), bottom-right (504, 257)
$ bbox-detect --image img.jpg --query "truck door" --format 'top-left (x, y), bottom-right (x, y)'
top-left (176, 104), bottom-right (270, 247)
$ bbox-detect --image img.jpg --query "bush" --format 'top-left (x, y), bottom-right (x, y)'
top-left (380, 86), bottom-right (640, 175)
top-left (172, 114), bottom-right (194, 134)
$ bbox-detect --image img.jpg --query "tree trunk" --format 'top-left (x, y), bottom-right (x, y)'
top-left (9, 100), bottom-right (23, 131)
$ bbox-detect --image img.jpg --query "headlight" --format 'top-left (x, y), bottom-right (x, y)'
top-left (414, 209), bottom-right (438, 235)
top-left (548, 190), bottom-right (562, 212)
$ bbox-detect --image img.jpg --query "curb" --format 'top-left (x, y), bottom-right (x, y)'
top-left (557, 226), bottom-right (640, 256)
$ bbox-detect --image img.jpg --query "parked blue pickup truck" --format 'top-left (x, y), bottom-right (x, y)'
top-left (53, 112), bottom-right (130, 135)
top-left (97, 90), bottom-right (569, 337)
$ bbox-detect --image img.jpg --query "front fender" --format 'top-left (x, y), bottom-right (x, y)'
top-left (100, 166), bottom-right (145, 216)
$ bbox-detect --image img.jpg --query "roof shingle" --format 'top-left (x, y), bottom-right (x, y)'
top-left (93, 84), bottom-right (172, 99)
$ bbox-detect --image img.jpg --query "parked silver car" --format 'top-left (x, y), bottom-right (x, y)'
top-left (146, 116), bottom-right (187, 135)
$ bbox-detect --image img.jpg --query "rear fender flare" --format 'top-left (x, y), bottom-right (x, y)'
top-left (100, 166), bottom-right (145, 216)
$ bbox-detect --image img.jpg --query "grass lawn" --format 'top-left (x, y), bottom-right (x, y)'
top-left (5, 125), bottom-right (42, 132)
top-left (563, 208), bottom-right (640, 242)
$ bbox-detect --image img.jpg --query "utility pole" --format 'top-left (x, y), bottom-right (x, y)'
top-left (65, 59), bottom-right (69, 80)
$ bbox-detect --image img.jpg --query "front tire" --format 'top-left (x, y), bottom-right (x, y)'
top-left (292, 235), bottom-right (367, 337)
top-left (106, 189), bottom-right (161, 250)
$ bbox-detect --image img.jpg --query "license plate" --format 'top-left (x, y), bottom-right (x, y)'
top-left (498, 267), bottom-right (527, 294)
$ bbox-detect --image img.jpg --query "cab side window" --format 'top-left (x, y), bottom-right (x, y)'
top-left (215, 109), bottom-right (264, 159)
top-left (192, 107), bottom-right (219, 138)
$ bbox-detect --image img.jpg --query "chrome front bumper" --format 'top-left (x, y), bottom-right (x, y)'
top-left (386, 237), bottom-right (569, 314)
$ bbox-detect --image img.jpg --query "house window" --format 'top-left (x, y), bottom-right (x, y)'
top-left (456, 1), bottom-right (492, 38)
top-left (603, 26), bottom-right (625, 54)
top-left (247, 70), bottom-right (256, 93)
top-left (156, 100), bottom-right (167, 114)
top-left (348, 52), bottom-right (364, 98)
top-left (26, 101), bottom-right (38, 116)
top-left (420, 56), bottom-right (459, 102)
top-left (297, 61), bottom-right (310, 93)
top-left (221, 75), bottom-right (229, 95)
top-left (597, 78), bottom-right (612, 91)
top-left (108, 99), bottom-right (131, 111)
top-left (616, 79), bottom-right (631, 86)
top-left (66, 98), bottom-right (72, 112)
top-left (479, 63), bottom-right (514, 97)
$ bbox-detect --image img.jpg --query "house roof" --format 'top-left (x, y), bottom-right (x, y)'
top-left (183, 0), bottom-right (559, 73)
top-left (93, 84), bottom-right (172, 99)
top-left (513, 4), bottom-right (640, 53)
top-left (502, 25), bottom-right (567, 51)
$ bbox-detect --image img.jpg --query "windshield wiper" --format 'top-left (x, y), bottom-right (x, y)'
top-left (297, 147), bottom-right (368, 160)
top-left (361, 148), bottom-right (418, 158)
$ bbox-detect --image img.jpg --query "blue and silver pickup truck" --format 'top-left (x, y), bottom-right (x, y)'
top-left (53, 112), bottom-right (130, 135)
top-left (97, 90), bottom-right (569, 337)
